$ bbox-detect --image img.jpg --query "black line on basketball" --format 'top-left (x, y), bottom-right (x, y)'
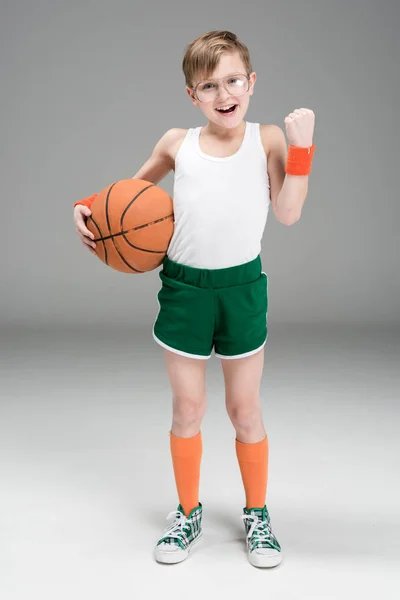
top-left (104, 181), bottom-right (146, 273)
top-left (93, 213), bottom-right (173, 241)
top-left (89, 215), bottom-right (108, 264)
top-left (118, 184), bottom-right (172, 253)
top-left (120, 183), bottom-right (155, 231)
top-left (128, 213), bottom-right (174, 232)
top-left (93, 214), bottom-right (174, 254)
top-left (105, 181), bottom-right (118, 237)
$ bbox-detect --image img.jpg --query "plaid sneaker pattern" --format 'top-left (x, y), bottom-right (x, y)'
top-left (156, 503), bottom-right (203, 551)
top-left (241, 505), bottom-right (281, 554)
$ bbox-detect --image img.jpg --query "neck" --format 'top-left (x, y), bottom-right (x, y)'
top-left (203, 119), bottom-right (246, 139)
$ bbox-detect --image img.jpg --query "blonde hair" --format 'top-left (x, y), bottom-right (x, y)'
top-left (182, 30), bottom-right (253, 88)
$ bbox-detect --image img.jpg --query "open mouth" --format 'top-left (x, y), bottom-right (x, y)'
top-left (215, 104), bottom-right (238, 116)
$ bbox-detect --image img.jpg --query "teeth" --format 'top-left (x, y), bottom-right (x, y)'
top-left (217, 104), bottom-right (235, 111)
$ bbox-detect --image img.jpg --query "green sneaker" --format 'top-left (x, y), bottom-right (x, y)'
top-left (154, 503), bottom-right (203, 564)
top-left (241, 505), bottom-right (282, 568)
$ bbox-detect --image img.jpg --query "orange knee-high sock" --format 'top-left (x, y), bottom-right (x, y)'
top-left (235, 435), bottom-right (269, 509)
top-left (170, 431), bottom-right (202, 517)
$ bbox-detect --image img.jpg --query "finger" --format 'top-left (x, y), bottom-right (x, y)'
top-left (78, 231), bottom-right (96, 249)
top-left (81, 239), bottom-right (96, 254)
top-left (76, 222), bottom-right (94, 240)
top-left (74, 203), bottom-right (91, 215)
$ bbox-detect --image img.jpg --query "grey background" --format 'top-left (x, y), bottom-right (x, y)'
top-left (1, 0), bottom-right (398, 327)
top-left (1, 1), bottom-right (399, 599)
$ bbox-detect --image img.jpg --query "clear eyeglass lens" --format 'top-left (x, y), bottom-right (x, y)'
top-left (196, 75), bottom-right (248, 101)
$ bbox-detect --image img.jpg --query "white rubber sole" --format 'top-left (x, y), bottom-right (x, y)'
top-left (248, 548), bottom-right (283, 568)
top-left (154, 532), bottom-right (203, 564)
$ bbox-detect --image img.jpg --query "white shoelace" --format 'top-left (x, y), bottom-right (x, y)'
top-left (241, 514), bottom-right (274, 544)
top-left (162, 510), bottom-right (192, 541)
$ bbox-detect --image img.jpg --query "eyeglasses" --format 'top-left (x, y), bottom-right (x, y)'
top-left (191, 73), bottom-right (250, 103)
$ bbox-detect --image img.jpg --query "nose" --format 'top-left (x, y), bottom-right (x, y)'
top-left (216, 84), bottom-right (230, 100)
top-left (217, 82), bottom-right (229, 97)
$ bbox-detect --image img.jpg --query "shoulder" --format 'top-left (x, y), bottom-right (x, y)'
top-left (156, 128), bottom-right (189, 163)
top-left (259, 124), bottom-right (287, 157)
top-left (160, 128), bottom-right (188, 144)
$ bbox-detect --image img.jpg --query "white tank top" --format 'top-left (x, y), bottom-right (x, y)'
top-left (167, 121), bottom-right (271, 269)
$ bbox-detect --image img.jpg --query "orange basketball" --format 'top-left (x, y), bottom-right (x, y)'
top-left (86, 179), bottom-right (174, 273)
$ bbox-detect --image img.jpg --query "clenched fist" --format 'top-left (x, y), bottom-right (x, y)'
top-left (284, 108), bottom-right (315, 148)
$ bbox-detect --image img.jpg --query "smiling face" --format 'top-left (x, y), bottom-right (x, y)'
top-left (186, 51), bottom-right (256, 130)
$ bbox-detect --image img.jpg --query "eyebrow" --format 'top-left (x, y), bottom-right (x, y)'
top-left (196, 72), bottom-right (245, 84)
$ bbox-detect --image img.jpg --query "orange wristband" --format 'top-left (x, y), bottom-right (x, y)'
top-left (285, 144), bottom-right (316, 176)
top-left (73, 193), bottom-right (98, 209)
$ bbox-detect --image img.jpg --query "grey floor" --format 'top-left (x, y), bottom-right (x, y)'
top-left (1, 323), bottom-right (399, 599)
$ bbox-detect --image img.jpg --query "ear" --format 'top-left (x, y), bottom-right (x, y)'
top-left (248, 72), bottom-right (257, 96)
top-left (186, 86), bottom-right (200, 106)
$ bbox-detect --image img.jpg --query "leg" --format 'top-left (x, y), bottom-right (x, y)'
top-left (164, 348), bottom-right (207, 437)
top-left (153, 258), bottom-right (212, 563)
top-left (163, 349), bottom-right (207, 516)
top-left (222, 347), bottom-right (266, 443)
top-left (216, 266), bottom-right (282, 567)
top-left (222, 348), bottom-right (268, 509)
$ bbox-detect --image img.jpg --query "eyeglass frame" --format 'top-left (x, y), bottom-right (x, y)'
top-left (190, 72), bottom-right (251, 103)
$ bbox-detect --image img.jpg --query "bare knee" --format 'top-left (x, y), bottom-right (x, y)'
top-left (226, 401), bottom-right (262, 432)
top-left (172, 394), bottom-right (207, 436)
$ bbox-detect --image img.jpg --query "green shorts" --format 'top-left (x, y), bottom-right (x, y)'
top-left (153, 254), bottom-right (268, 360)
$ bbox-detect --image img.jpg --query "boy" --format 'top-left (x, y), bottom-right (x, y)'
top-left (74, 30), bottom-right (316, 568)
